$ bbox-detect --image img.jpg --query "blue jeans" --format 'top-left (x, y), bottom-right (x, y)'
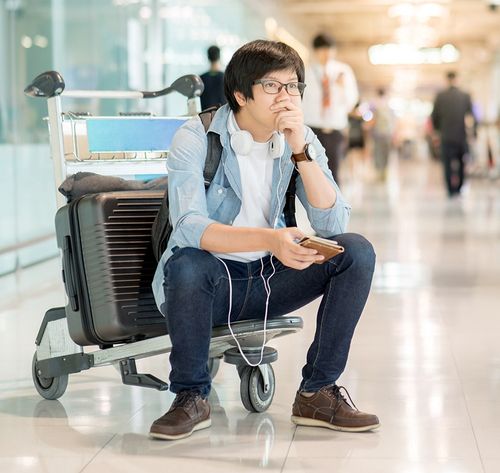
top-left (160, 233), bottom-right (375, 398)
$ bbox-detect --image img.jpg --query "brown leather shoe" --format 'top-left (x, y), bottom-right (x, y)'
top-left (150, 390), bottom-right (211, 440)
top-left (291, 384), bottom-right (380, 432)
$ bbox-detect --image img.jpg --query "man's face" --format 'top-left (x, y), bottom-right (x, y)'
top-left (235, 68), bottom-right (302, 135)
top-left (315, 46), bottom-right (332, 65)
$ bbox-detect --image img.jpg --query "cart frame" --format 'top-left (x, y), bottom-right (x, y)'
top-left (26, 71), bottom-right (303, 413)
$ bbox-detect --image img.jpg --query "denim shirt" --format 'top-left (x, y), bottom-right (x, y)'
top-left (152, 104), bottom-right (351, 312)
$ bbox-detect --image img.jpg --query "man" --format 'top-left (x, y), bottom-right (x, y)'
top-left (200, 45), bottom-right (226, 110)
top-left (431, 71), bottom-right (475, 196)
top-left (150, 40), bottom-right (379, 441)
top-left (371, 88), bottom-right (395, 181)
top-left (303, 33), bottom-right (359, 184)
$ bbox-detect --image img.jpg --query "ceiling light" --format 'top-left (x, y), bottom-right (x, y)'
top-left (388, 3), bottom-right (414, 18)
top-left (388, 2), bottom-right (447, 20)
top-left (265, 17), bottom-right (278, 35)
top-left (418, 3), bottom-right (447, 18)
top-left (139, 6), bottom-right (152, 19)
top-left (440, 43), bottom-right (460, 62)
top-left (34, 35), bottom-right (48, 48)
top-left (368, 43), bottom-right (459, 65)
top-left (21, 35), bottom-right (32, 48)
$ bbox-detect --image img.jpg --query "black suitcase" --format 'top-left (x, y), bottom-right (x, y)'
top-left (55, 190), bottom-right (167, 346)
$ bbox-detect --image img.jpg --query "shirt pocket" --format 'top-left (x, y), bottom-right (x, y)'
top-left (206, 182), bottom-right (227, 211)
top-left (206, 183), bottom-right (239, 224)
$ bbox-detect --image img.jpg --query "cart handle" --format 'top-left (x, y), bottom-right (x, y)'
top-left (24, 70), bottom-right (204, 100)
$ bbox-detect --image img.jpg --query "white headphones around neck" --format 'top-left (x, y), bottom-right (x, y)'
top-left (228, 113), bottom-right (285, 158)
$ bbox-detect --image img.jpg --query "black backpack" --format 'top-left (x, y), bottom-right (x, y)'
top-left (151, 107), bottom-right (298, 261)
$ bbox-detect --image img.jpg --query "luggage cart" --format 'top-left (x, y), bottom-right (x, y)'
top-left (25, 71), bottom-right (303, 413)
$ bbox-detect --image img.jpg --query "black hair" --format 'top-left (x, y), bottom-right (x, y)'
top-left (446, 71), bottom-right (457, 81)
top-left (376, 87), bottom-right (386, 97)
top-left (207, 45), bottom-right (220, 63)
top-left (223, 39), bottom-right (305, 113)
top-left (312, 33), bottom-right (336, 49)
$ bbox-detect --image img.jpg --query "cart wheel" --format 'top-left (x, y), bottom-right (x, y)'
top-left (207, 357), bottom-right (221, 379)
top-left (32, 353), bottom-right (68, 400)
top-left (237, 363), bottom-right (246, 379)
top-left (239, 364), bottom-right (275, 413)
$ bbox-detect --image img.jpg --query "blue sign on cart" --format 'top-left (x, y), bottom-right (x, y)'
top-left (86, 117), bottom-right (188, 153)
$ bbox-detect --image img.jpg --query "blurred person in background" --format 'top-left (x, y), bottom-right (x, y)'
top-left (424, 117), bottom-right (441, 161)
top-left (370, 88), bottom-right (395, 181)
top-left (200, 45), bottom-right (227, 110)
top-left (345, 101), bottom-right (369, 182)
top-left (394, 112), bottom-right (418, 161)
top-left (431, 71), bottom-right (476, 197)
top-left (303, 33), bottom-right (359, 185)
top-left (347, 101), bottom-right (365, 152)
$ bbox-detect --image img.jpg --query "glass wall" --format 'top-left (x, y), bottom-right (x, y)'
top-left (0, 0), bottom-right (268, 276)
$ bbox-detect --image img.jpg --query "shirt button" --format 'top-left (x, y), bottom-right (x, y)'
top-left (218, 188), bottom-right (223, 194)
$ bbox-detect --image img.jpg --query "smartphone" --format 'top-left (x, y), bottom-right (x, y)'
top-left (298, 236), bottom-right (345, 264)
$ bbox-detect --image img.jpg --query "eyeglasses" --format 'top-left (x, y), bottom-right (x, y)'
top-left (253, 79), bottom-right (306, 96)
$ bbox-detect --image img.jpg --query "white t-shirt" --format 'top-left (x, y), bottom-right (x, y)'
top-left (303, 59), bottom-right (359, 130)
top-left (213, 113), bottom-right (277, 262)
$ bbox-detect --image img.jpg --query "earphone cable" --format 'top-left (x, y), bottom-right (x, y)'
top-left (215, 255), bottom-right (274, 367)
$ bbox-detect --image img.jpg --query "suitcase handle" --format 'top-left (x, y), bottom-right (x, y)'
top-left (62, 236), bottom-right (79, 311)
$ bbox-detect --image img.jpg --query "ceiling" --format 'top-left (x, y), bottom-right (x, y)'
top-left (278, 0), bottom-right (500, 100)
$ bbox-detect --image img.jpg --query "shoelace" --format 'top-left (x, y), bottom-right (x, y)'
top-left (171, 390), bottom-right (201, 410)
top-left (329, 385), bottom-right (359, 416)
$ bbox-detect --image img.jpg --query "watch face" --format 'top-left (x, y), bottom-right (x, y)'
top-left (305, 143), bottom-right (317, 161)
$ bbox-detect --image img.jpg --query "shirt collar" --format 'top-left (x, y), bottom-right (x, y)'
top-left (207, 104), bottom-right (231, 146)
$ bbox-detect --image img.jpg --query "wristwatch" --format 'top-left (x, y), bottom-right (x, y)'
top-left (291, 143), bottom-right (317, 165)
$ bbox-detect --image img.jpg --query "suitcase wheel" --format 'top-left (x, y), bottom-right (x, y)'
top-left (239, 364), bottom-right (275, 413)
top-left (32, 353), bottom-right (68, 400)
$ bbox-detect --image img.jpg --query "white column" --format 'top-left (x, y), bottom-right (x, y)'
top-left (0, 5), bottom-right (8, 138)
top-left (51, 0), bottom-right (65, 72)
top-left (146, 0), bottom-right (164, 116)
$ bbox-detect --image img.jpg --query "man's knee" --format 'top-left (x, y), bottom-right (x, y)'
top-left (164, 247), bottom-right (219, 287)
top-left (333, 233), bottom-right (376, 272)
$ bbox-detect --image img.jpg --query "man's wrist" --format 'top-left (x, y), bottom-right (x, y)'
top-left (259, 227), bottom-right (276, 253)
top-left (290, 141), bottom-right (306, 155)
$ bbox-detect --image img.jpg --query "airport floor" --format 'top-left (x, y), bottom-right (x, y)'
top-left (1, 154), bottom-right (499, 472)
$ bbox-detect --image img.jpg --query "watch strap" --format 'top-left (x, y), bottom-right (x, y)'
top-left (291, 150), bottom-right (308, 164)
top-left (291, 144), bottom-right (313, 164)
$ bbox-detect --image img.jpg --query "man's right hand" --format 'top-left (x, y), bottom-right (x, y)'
top-left (268, 227), bottom-right (324, 270)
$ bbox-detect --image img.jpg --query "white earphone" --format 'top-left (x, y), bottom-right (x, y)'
top-left (217, 112), bottom-right (288, 365)
top-left (229, 129), bottom-right (254, 156)
top-left (228, 113), bottom-right (285, 158)
top-left (269, 132), bottom-right (285, 158)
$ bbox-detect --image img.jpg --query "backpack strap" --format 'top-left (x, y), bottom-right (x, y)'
top-left (283, 167), bottom-right (299, 227)
top-left (199, 105), bottom-right (219, 130)
top-left (199, 106), bottom-right (222, 185)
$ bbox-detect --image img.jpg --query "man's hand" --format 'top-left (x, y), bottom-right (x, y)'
top-left (270, 97), bottom-right (305, 154)
top-left (268, 227), bottom-right (324, 270)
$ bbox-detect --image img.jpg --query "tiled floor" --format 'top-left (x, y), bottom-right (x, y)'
top-left (1, 155), bottom-right (499, 472)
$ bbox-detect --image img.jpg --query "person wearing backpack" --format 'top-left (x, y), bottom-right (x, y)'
top-left (150, 39), bottom-right (379, 440)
